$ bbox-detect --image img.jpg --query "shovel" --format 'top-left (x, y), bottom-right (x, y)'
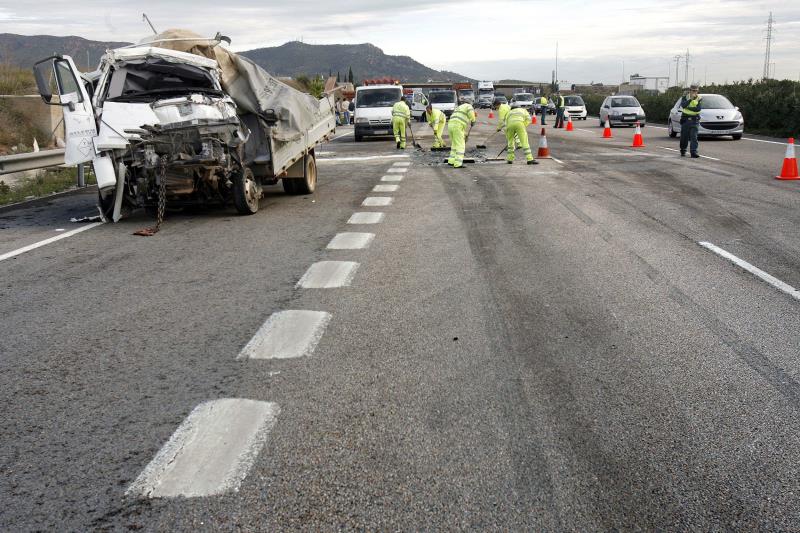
top-left (485, 146), bottom-right (508, 161)
top-left (407, 123), bottom-right (423, 150)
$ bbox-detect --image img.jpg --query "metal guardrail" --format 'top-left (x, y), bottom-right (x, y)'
top-left (0, 149), bottom-right (66, 175)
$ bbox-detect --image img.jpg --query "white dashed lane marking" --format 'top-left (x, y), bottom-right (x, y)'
top-left (327, 232), bottom-right (375, 250)
top-left (392, 161), bottom-right (411, 167)
top-left (362, 197), bottom-right (393, 207)
top-left (348, 212), bottom-right (385, 224)
top-left (0, 222), bottom-right (103, 263)
top-left (297, 261), bottom-right (360, 288)
top-left (699, 242), bottom-right (800, 301)
top-left (381, 175), bottom-right (403, 182)
top-left (373, 184), bottom-right (399, 192)
top-left (126, 399), bottom-right (279, 499)
top-left (386, 167), bottom-right (408, 173)
top-left (238, 310), bottom-right (331, 360)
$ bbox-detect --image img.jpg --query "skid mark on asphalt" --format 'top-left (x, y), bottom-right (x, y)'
top-left (126, 399), bottom-right (279, 498)
top-left (238, 310), bottom-right (332, 360)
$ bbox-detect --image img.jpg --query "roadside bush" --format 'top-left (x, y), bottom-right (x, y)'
top-left (0, 64), bottom-right (37, 95)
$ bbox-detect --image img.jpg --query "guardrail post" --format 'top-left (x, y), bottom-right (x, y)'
top-left (77, 164), bottom-right (86, 188)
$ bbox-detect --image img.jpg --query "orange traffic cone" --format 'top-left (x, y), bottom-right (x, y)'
top-left (566, 114), bottom-right (574, 132)
top-left (776, 138), bottom-right (799, 180)
top-left (602, 119), bottom-right (613, 138)
top-left (631, 122), bottom-right (645, 147)
top-left (532, 114), bottom-right (538, 125)
top-left (537, 128), bottom-right (551, 158)
top-left (488, 110), bottom-right (494, 119)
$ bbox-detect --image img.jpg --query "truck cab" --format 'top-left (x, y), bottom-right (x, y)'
top-left (354, 84), bottom-right (403, 142)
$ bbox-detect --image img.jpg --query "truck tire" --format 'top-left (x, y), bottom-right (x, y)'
top-left (233, 167), bottom-right (259, 215)
top-left (284, 153), bottom-right (317, 195)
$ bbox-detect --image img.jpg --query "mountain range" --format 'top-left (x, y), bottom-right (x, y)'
top-left (0, 33), bottom-right (472, 82)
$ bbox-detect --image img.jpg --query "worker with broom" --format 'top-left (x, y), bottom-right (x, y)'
top-left (495, 99), bottom-right (518, 150)
top-left (425, 103), bottom-right (447, 150)
top-left (447, 102), bottom-right (476, 168)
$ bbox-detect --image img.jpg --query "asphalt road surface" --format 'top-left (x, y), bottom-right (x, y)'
top-left (2, 115), bottom-right (800, 530)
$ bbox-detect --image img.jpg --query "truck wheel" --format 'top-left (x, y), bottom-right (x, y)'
top-left (286, 154), bottom-right (317, 195)
top-left (233, 167), bottom-right (259, 215)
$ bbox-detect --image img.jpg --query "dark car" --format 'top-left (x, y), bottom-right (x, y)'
top-left (492, 95), bottom-right (508, 107)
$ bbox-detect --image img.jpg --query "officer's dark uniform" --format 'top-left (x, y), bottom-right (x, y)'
top-left (679, 90), bottom-right (702, 158)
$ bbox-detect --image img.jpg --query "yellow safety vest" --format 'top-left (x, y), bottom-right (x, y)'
top-left (539, 96), bottom-right (548, 105)
top-left (506, 107), bottom-right (530, 126)
top-left (426, 108), bottom-right (445, 127)
top-left (450, 103), bottom-right (476, 127)
top-left (392, 101), bottom-right (410, 120)
top-left (682, 96), bottom-right (702, 116)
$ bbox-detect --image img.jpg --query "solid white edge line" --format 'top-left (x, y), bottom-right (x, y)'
top-left (332, 131), bottom-right (353, 140)
top-left (0, 222), bottom-right (103, 263)
top-left (699, 241), bottom-right (800, 301)
top-left (658, 146), bottom-right (720, 161)
top-left (551, 156), bottom-right (565, 164)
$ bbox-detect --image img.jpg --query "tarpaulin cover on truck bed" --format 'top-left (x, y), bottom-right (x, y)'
top-left (138, 29), bottom-right (331, 143)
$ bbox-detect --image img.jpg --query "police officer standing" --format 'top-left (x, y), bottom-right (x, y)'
top-left (679, 85), bottom-right (703, 158)
top-left (554, 91), bottom-right (566, 128)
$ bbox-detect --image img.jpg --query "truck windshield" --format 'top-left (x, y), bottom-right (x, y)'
top-left (357, 89), bottom-right (402, 108)
top-left (429, 91), bottom-right (456, 104)
top-left (104, 59), bottom-right (221, 102)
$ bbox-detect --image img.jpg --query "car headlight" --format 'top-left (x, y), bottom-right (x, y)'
top-left (734, 112), bottom-right (743, 121)
top-left (355, 118), bottom-right (369, 124)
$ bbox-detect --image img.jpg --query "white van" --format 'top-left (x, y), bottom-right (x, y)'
top-left (429, 89), bottom-right (458, 117)
top-left (354, 84), bottom-right (403, 142)
top-left (409, 89), bottom-right (429, 122)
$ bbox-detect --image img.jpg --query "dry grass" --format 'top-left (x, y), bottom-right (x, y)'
top-left (0, 64), bottom-right (36, 95)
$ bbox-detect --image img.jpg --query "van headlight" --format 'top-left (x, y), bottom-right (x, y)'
top-left (355, 118), bottom-right (369, 124)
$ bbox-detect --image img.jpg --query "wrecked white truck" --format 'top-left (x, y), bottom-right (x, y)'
top-left (33, 31), bottom-right (336, 224)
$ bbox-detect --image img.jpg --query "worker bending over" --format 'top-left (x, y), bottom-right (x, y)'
top-left (425, 104), bottom-right (447, 149)
top-left (495, 100), bottom-right (518, 149)
top-left (391, 95), bottom-right (411, 149)
top-left (505, 106), bottom-right (537, 165)
top-left (447, 102), bottom-right (476, 168)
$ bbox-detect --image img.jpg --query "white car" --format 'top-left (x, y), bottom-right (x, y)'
top-left (599, 95), bottom-right (646, 127)
top-left (511, 92), bottom-right (535, 111)
top-left (667, 93), bottom-right (744, 140)
top-left (564, 95), bottom-right (587, 120)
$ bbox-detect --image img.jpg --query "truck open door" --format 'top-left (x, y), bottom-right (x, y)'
top-left (33, 55), bottom-right (97, 165)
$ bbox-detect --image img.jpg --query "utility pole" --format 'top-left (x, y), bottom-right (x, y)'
top-left (763, 11), bottom-right (774, 80)
top-left (684, 49), bottom-right (690, 87)
top-left (673, 55), bottom-right (682, 87)
top-left (555, 41), bottom-right (558, 87)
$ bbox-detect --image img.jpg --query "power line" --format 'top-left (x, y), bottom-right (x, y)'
top-left (763, 12), bottom-right (774, 80)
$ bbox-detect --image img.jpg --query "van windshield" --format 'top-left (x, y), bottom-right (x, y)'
top-left (429, 91), bottom-right (457, 104)
top-left (357, 89), bottom-right (402, 108)
top-left (515, 94), bottom-right (533, 100)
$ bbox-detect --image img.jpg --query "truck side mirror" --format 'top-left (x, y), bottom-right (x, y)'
top-left (33, 56), bottom-right (83, 111)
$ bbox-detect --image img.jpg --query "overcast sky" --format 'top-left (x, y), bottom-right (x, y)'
top-left (1, 0), bottom-right (798, 84)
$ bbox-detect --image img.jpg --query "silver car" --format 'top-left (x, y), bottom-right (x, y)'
top-left (667, 93), bottom-right (744, 140)
top-left (599, 95), bottom-right (646, 127)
